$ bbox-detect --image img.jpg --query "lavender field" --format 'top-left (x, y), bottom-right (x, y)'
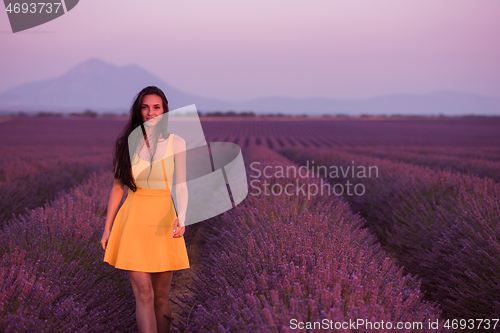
top-left (1, 115), bottom-right (499, 332)
top-left (0, 117), bottom-right (123, 227)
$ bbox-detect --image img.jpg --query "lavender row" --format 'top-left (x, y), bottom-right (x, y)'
top-left (0, 117), bottom-right (123, 228)
top-left (0, 145), bottom-right (113, 229)
top-left (280, 147), bottom-right (500, 320)
top-left (336, 145), bottom-right (500, 182)
top-left (174, 146), bottom-right (443, 332)
top-left (0, 171), bottom-right (137, 332)
top-left (0, 161), bottom-right (108, 228)
top-left (201, 117), bottom-right (500, 151)
top-left (342, 145), bottom-right (500, 163)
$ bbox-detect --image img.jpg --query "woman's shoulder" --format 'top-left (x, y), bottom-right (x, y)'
top-left (171, 134), bottom-right (186, 154)
top-left (171, 133), bottom-right (186, 145)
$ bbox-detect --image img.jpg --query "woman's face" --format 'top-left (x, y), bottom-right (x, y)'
top-left (141, 94), bottom-right (164, 124)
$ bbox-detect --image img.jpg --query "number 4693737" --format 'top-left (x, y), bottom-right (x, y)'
top-left (443, 318), bottom-right (498, 330)
top-left (5, 2), bottom-right (62, 14)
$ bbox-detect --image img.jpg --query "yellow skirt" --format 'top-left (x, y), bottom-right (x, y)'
top-left (103, 187), bottom-right (190, 272)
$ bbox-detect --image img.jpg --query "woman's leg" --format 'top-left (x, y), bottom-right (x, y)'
top-left (128, 271), bottom-right (157, 333)
top-left (151, 271), bottom-right (174, 333)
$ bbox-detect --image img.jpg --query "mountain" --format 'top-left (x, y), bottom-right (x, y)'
top-left (243, 91), bottom-right (500, 116)
top-left (0, 58), bottom-right (499, 116)
top-left (0, 58), bottom-right (233, 113)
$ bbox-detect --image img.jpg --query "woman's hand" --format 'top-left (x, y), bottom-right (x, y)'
top-left (101, 229), bottom-right (111, 250)
top-left (172, 218), bottom-right (185, 238)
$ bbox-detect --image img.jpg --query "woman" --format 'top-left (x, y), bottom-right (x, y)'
top-left (101, 86), bottom-right (189, 333)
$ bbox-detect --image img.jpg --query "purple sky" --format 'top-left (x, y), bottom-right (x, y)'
top-left (0, 0), bottom-right (499, 101)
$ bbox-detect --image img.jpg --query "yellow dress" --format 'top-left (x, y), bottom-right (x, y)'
top-left (103, 133), bottom-right (190, 272)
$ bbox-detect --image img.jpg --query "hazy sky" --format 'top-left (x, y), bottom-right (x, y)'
top-left (0, 0), bottom-right (499, 101)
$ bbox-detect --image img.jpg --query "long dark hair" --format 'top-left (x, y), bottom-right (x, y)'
top-left (112, 86), bottom-right (170, 192)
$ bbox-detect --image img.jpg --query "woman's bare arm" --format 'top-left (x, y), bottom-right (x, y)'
top-left (173, 135), bottom-right (188, 228)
